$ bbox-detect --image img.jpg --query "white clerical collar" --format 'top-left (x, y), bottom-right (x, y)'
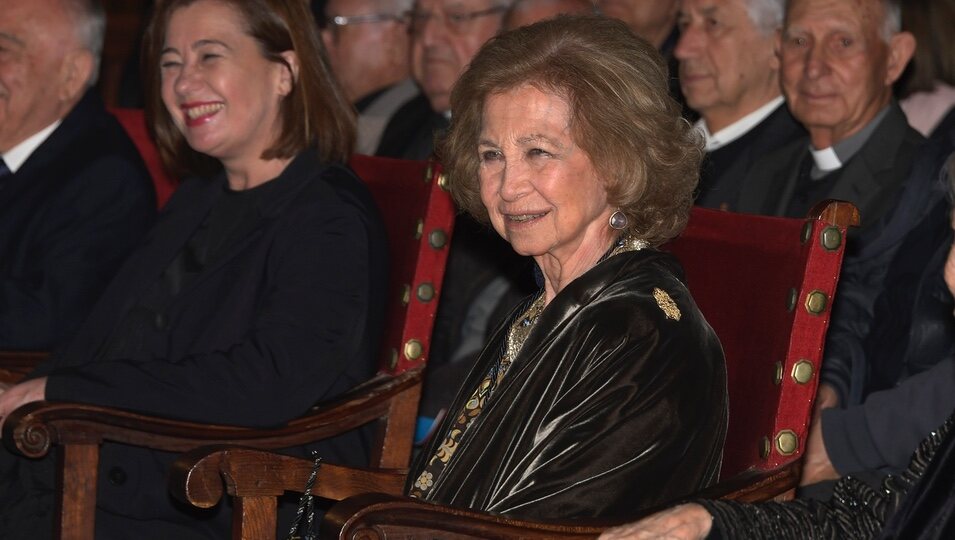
top-left (696, 96), bottom-right (785, 152)
top-left (2, 120), bottom-right (63, 173)
top-left (810, 146), bottom-right (842, 173)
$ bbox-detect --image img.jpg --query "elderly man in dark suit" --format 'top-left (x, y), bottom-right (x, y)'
top-left (737, 0), bottom-right (919, 224)
top-left (676, 0), bottom-right (805, 210)
top-left (0, 0), bottom-right (155, 351)
top-left (730, 0), bottom-right (930, 497)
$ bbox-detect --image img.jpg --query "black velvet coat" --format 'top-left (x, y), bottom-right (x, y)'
top-left (408, 249), bottom-right (728, 520)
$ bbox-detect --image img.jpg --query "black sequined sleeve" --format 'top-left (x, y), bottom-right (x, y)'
top-left (698, 416), bottom-right (952, 539)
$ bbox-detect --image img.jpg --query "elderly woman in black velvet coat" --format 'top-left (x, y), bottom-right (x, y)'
top-left (406, 15), bottom-right (728, 520)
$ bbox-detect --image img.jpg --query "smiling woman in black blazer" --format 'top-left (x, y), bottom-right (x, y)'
top-left (0, 0), bottom-right (387, 538)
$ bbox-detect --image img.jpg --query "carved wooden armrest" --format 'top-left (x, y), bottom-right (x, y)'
top-left (170, 446), bottom-right (407, 508)
top-left (695, 461), bottom-right (801, 503)
top-left (0, 351), bottom-right (49, 385)
top-left (323, 493), bottom-right (616, 539)
top-left (318, 462), bottom-right (802, 539)
top-left (170, 446), bottom-right (407, 539)
top-left (2, 369), bottom-right (422, 459)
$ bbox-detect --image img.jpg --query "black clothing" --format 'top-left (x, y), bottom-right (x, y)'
top-left (4, 150), bottom-right (388, 539)
top-left (409, 249), bottom-right (728, 519)
top-left (702, 414), bottom-right (955, 539)
top-left (0, 89), bottom-right (155, 349)
top-left (696, 104), bottom-right (805, 210)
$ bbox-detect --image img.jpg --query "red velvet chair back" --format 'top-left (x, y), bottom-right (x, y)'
top-left (348, 155), bottom-right (455, 377)
top-left (108, 107), bottom-right (179, 208)
top-left (664, 204), bottom-right (852, 479)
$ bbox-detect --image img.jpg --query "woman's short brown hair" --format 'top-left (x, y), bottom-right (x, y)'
top-left (442, 15), bottom-right (702, 247)
top-left (142, 0), bottom-right (355, 177)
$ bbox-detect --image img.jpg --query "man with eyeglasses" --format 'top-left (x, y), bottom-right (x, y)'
top-left (319, 0), bottom-right (420, 155)
top-left (385, 0), bottom-right (539, 449)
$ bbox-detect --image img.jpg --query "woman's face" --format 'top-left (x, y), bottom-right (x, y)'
top-left (478, 84), bottom-right (613, 266)
top-left (159, 0), bottom-right (291, 165)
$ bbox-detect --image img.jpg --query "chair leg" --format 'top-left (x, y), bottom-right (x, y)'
top-left (234, 495), bottom-right (277, 540)
top-left (55, 443), bottom-right (99, 540)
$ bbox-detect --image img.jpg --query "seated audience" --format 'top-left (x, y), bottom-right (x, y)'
top-left (502, 0), bottom-right (594, 29)
top-left (0, 0), bottom-right (155, 350)
top-left (600, 153), bottom-right (955, 540)
top-left (676, 0), bottom-right (805, 210)
top-left (0, 0), bottom-right (387, 537)
top-left (320, 0), bottom-right (421, 155)
top-left (407, 15), bottom-right (727, 519)
top-left (897, 0), bottom-right (955, 140)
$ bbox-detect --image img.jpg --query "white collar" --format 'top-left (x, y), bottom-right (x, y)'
top-left (695, 96), bottom-right (785, 152)
top-left (810, 146), bottom-right (842, 173)
top-left (2, 120), bottom-right (63, 173)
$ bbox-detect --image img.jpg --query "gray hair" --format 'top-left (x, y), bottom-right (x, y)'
top-left (784, 0), bottom-right (900, 43)
top-left (744, 0), bottom-right (784, 35)
top-left (62, 0), bottom-right (106, 87)
top-left (880, 0), bottom-right (901, 41)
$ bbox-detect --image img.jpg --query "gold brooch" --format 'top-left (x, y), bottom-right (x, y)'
top-left (653, 288), bottom-right (681, 321)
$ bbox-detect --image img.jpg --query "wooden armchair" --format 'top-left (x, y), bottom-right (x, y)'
top-left (170, 201), bottom-right (859, 539)
top-left (0, 155), bottom-right (455, 540)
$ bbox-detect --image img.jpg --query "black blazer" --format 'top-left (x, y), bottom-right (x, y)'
top-left (0, 90), bottom-right (155, 350)
top-left (696, 102), bottom-right (805, 210)
top-left (21, 151), bottom-right (388, 538)
top-left (737, 102), bottom-right (924, 232)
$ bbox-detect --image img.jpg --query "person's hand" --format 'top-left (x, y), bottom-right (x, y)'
top-left (598, 504), bottom-right (713, 540)
top-left (800, 408), bottom-right (839, 485)
top-left (814, 382), bottom-right (839, 413)
top-left (0, 377), bottom-right (47, 435)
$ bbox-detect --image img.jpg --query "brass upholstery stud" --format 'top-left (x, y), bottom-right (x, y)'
top-left (401, 284), bottom-right (411, 306)
top-left (404, 339), bottom-right (424, 361)
top-left (801, 221), bottom-right (812, 244)
top-left (792, 360), bottom-right (814, 384)
top-left (787, 288), bottom-right (798, 311)
top-left (775, 430), bottom-right (799, 455)
top-left (820, 226), bottom-right (842, 251)
top-left (759, 436), bottom-right (771, 459)
top-left (415, 219), bottom-right (424, 240)
top-left (424, 163), bottom-right (433, 183)
top-left (773, 361), bottom-right (783, 385)
top-left (805, 290), bottom-right (828, 315)
top-left (437, 173), bottom-right (450, 191)
top-left (429, 229), bottom-right (448, 249)
top-left (416, 283), bottom-right (435, 302)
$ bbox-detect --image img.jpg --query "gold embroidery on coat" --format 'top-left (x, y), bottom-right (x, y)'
top-left (653, 287), bottom-right (681, 321)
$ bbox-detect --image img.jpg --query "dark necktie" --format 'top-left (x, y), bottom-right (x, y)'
top-left (0, 157), bottom-right (12, 190)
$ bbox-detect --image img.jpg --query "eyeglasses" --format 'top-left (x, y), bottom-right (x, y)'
top-left (409, 5), bottom-right (509, 35)
top-left (324, 12), bottom-right (410, 29)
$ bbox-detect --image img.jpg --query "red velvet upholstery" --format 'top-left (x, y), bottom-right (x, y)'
top-left (664, 205), bottom-right (850, 479)
top-left (108, 107), bottom-right (179, 208)
top-left (349, 156), bottom-right (455, 376)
